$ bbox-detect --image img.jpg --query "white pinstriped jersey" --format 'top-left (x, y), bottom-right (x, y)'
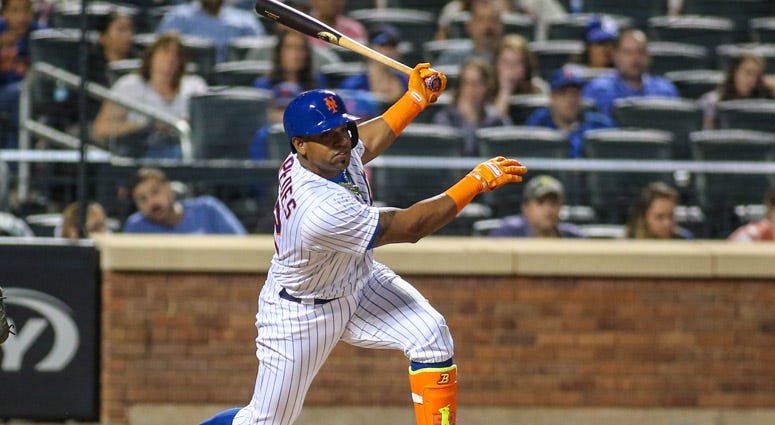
top-left (269, 141), bottom-right (379, 300)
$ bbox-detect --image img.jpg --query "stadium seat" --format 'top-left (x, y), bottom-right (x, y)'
top-left (446, 11), bottom-right (536, 41)
top-left (213, 61), bottom-right (272, 87)
top-left (647, 42), bottom-right (710, 76)
top-left (319, 62), bottom-right (366, 88)
top-left (583, 128), bottom-right (674, 222)
top-left (134, 33), bottom-right (217, 83)
top-left (50, 2), bottom-right (139, 30)
top-left (582, 0), bottom-right (667, 29)
top-left (664, 69), bottom-right (723, 100)
top-left (264, 123), bottom-right (290, 161)
top-left (422, 38), bottom-right (472, 65)
top-left (716, 99), bottom-right (775, 133)
top-left (29, 29), bottom-right (85, 122)
top-left (611, 97), bottom-right (703, 159)
top-left (189, 87), bottom-right (272, 159)
top-left (648, 15), bottom-right (735, 58)
top-left (750, 17), bottom-right (775, 43)
top-left (529, 40), bottom-right (584, 80)
top-left (395, 0), bottom-right (447, 14)
top-left (227, 35), bottom-right (277, 62)
top-left (682, 0), bottom-right (769, 43)
top-left (413, 92), bottom-right (452, 124)
top-left (507, 95), bottom-right (549, 125)
top-left (545, 13), bottom-right (633, 41)
top-left (690, 129), bottom-right (775, 235)
top-left (476, 126), bottom-right (573, 214)
top-left (371, 124), bottom-right (464, 208)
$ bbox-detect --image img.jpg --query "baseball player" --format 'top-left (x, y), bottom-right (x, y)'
top-left (199, 63), bottom-right (527, 425)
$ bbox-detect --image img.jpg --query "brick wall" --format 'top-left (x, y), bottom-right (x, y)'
top-left (101, 271), bottom-right (775, 423)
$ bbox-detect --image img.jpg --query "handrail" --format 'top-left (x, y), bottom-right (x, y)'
top-left (28, 62), bottom-right (192, 159)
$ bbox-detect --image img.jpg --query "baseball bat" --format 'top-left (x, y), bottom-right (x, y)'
top-left (254, 0), bottom-right (442, 91)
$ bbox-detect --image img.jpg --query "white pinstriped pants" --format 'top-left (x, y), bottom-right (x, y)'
top-left (234, 263), bottom-right (454, 425)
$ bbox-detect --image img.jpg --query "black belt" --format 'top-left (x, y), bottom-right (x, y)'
top-left (279, 288), bottom-right (335, 305)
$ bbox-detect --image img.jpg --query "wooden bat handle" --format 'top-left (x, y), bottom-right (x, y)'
top-left (338, 37), bottom-right (442, 91)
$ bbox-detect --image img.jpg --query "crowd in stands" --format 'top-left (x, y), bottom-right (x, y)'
top-left (2, 0), bottom-right (775, 241)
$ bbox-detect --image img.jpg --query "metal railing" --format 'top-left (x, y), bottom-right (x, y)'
top-left (17, 62), bottom-right (193, 200)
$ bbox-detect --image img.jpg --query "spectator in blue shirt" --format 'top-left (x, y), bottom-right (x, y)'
top-left (156, 0), bottom-right (265, 63)
top-left (338, 24), bottom-right (408, 104)
top-left (582, 28), bottom-right (679, 119)
top-left (123, 167), bottom-right (246, 235)
top-left (488, 175), bottom-right (583, 238)
top-left (526, 65), bottom-right (614, 158)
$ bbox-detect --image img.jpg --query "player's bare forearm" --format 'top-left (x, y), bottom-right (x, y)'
top-left (373, 195), bottom-right (458, 247)
top-left (357, 117), bottom-right (399, 164)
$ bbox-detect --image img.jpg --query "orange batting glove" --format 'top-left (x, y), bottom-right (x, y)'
top-left (382, 63), bottom-right (447, 135)
top-left (444, 157), bottom-right (528, 212)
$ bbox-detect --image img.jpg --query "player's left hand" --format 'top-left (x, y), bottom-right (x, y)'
top-left (408, 63), bottom-right (447, 107)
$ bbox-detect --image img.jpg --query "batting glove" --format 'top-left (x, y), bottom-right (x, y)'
top-left (445, 157), bottom-right (528, 212)
top-left (382, 63), bottom-right (447, 135)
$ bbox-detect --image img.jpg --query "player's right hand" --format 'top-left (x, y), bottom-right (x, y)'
top-left (408, 63), bottom-right (447, 107)
top-left (467, 157), bottom-right (528, 192)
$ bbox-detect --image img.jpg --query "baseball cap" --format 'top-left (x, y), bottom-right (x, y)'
top-left (524, 175), bottom-right (565, 201)
top-left (549, 65), bottom-right (587, 91)
top-left (585, 15), bottom-right (619, 44)
top-left (270, 82), bottom-right (304, 108)
top-left (370, 24), bottom-right (400, 47)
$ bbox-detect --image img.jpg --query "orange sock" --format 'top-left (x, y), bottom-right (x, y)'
top-left (408, 364), bottom-right (457, 425)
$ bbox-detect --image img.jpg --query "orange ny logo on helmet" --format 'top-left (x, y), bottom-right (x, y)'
top-left (324, 96), bottom-right (338, 113)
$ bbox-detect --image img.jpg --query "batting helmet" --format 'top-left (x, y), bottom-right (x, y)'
top-left (283, 89), bottom-right (360, 153)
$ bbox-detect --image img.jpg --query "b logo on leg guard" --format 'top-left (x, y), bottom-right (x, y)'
top-left (437, 373), bottom-right (450, 385)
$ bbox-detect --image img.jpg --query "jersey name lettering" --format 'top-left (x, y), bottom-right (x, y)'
top-left (278, 156), bottom-right (297, 220)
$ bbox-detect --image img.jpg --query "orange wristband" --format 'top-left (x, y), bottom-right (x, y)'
top-left (444, 174), bottom-right (484, 212)
top-left (382, 91), bottom-right (424, 135)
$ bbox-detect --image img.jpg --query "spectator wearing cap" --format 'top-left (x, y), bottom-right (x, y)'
top-left (580, 14), bottom-right (618, 69)
top-left (338, 24), bottom-right (409, 103)
top-left (582, 28), bottom-right (679, 119)
top-left (488, 175), bottom-right (583, 238)
top-left (526, 65), bottom-right (614, 158)
top-left (249, 82), bottom-right (303, 161)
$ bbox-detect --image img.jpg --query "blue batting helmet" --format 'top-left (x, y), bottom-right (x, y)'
top-left (283, 89), bottom-right (360, 153)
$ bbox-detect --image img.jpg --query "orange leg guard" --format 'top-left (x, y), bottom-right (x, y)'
top-left (408, 364), bottom-right (457, 425)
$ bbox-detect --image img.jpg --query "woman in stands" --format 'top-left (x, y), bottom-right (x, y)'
top-left (93, 32), bottom-right (207, 159)
top-left (252, 29), bottom-right (326, 91)
top-left (491, 34), bottom-right (548, 120)
top-left (698, 52), bottom-right (775, 129)
top-left (433, 58), bottom-right (511, 156)
top-left (625, 181), bottom-right (693, 240)
top-left (88, 7), bottom-right (136, 88)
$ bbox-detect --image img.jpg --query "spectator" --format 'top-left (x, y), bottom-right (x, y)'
top-left (249, 81), bottom-right (303, 161)
top-left (492, 34), bottom-right (548, 119)
top-left (582, 28), bottom-right (679, 119)
top-left (92, 33), bottom-right (208, 159)
top-left (436, 0), bottom-right (504, 66)
top-left (488, 174), bottom-right (582, 238)
top-left (57, 201), bottom-right (109, 240)
top-left (433, 58), bottom-right (511, 156)
top-left (156, 0), bottom-right (265, 63)
top-left (88, 8), bottom-right (137, 88)
top-left (339, 24), bottom-right (408, 103)
top-left (526, 65), bottom-right (614, 158)
top-left (728, 185), bottom-right (775, 242)
top-left (252, 29), bottom-right (327, 91)
top-left (0, 0), bottom-right (44, 149)
top-left (698, 52), bottom-right (775, 129)
top-left (579, 14), bottom-right (618, 70)
top-left (308, 0), bottom-right (367, 47)
top-left (625, 181), bottom-right (693, 239)
top-left (123, 167), bottom-right (246, 235)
